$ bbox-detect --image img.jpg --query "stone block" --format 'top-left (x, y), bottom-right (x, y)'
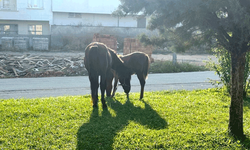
top-left (14, 37), bottom-right (29, 50)
top-left (33, 38), bottom-right (49, 51)
top-left (93, 34), bottom-right (117, 51)
top-left (1, 37), bottom-right (14, 51)
top-left (123, 38), bottom-right (153, 58)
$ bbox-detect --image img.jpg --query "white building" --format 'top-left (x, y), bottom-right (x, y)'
top-left (0, 0), bottom-right (148, 50)
top-left (0, 0), bottom-right (146, 37)
top-left (52, 0), bottom-right (146, 28)
top-left (0, 0), bottom-right (52, 35)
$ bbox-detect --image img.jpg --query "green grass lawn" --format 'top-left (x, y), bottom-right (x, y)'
top-left (1, 89), bottom-right (250, 149)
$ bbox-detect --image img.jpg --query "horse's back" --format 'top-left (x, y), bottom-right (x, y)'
top-left (84, 42), bottom-right (111, 75)
top-left (121, 52), bottom-right (150, 74)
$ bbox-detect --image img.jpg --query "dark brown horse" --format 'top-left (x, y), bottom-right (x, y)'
top-left (111, 52), bottom-right (150, 99)
top-left (84, 42), bottom-right (130, 108)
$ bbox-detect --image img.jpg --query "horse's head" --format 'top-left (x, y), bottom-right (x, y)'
top-left (118, 72), bottom-right (131, 94)
top-left (107, 48), bottom-right (132, 95)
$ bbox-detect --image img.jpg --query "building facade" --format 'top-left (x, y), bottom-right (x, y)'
top-left (51, 0), bottom-right (146, 28)
top-left (0, 0), bottom-right (52, 36)
top-left (0, 0), bottom-right (148, 50)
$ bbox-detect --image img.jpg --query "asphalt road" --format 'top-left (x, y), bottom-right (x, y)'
top-left (0, 71), bottom-right (220, 99)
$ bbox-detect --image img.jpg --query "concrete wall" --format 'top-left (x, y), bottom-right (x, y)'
top-left (0, 35), bottom-right (50, 51)
top-left (51, 25), bottom-right (158, 51)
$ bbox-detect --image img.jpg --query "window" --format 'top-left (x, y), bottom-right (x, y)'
top-left (4, 25), bottom-right (10, 33)
top-left (0, 0), bottom-right (16, 10)
top-left (27, 0), bottom-right (43, 9)
top-left (68, 13), bottom-right (82, 18)
top-left (28, 25), bottom-right (42, 35)
top-left (3, 0), bottom-right (10, 8)
top-left (0, 24), bottom-right (18, 34)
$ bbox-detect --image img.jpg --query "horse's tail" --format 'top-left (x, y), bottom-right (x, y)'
top-left (143, 54), bottom-right (150, 80)
top-left (89, 43), bottom-right (112, 71)
top-left (84, 44), bottom-right (97, 71)
top-left (88, 44), bottom-right (99, 63)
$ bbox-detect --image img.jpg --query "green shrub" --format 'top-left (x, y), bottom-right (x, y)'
top-left (206, 48), bottom-right (250, 97)
top-left (149, 60), bottom-right (209, 73)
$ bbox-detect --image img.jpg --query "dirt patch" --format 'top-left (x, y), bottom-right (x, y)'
top-left (0, 51), bottom-right (217, 78)
top-left (0, 51), bottom-right (86, 78)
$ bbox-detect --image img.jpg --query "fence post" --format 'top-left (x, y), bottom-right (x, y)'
top-left (172, 53), bottom-right (177, 65)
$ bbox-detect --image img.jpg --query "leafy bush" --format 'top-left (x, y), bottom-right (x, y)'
top-left (149, 60), bottom-right (209, 73)
top-left (206, 48), bottom-right (250, 97)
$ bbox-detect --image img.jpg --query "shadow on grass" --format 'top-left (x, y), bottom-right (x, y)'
top-left (76, 97), bottom-right (168, 150)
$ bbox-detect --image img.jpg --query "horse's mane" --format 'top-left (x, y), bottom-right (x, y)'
top-left (108, 48), bottom-right (124, 64)
top-left (107, 48), bottom-right (132, 78)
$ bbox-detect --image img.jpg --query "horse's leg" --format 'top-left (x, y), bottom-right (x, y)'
top-left (100, 74), bottom-right (107, 108)
top-left (111, 74), bottom-right (118, 97)
top-left (137, 73), bottom-right (146, 100)
top-left (106, 70), bottom-right (113, 97)
top-left (89, 74), bottom-right (99, 108)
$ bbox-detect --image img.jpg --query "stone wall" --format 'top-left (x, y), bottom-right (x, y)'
top-left (0, 35), bottom-right (50, 51)
top-left (13, 37), bottom-right (29, 51)
top-left (92, 34), bottom-right (117, 51)
top-left (0, 26), bottom-right (157, 51)
top-left (123, 38), bottom-right (154, 62)
top-left (1, 37), bottom-right (14, 51)
top-left (50, 25), bottom-right (158, 51)
top-left (33, 38), bottom-right (49, 51)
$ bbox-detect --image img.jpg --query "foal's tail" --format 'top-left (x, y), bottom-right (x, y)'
top-left (143, 55), bottom-right (150, 80)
